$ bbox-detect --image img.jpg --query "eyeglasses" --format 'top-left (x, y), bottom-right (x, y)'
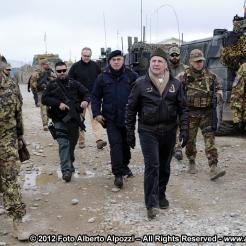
top-left (170, 53), bottom-right (179, 57)
top-left (194, 60), bottom-right (204, 63)
top-left (56, 69), bottom-right (67, 73)
top-left (82, 55), bottom-right (91, 58)
top-left (6, 69), bottom-right (11, 71)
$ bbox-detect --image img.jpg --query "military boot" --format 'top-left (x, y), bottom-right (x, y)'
top-left (96, 140), bottom-right (107, 149)
top-left (209, 165), bottom-right (226, 180)
top-left (174, 148), bottom-right (183, 161)
top-left (114, 175), bottom-right (123, 189)
top-left (159, 196), bottom-right (169, 209)
top-left (147, 208), bottom-right (158, 220)
top-left (188, 160), bottom-right (198, 174)
top-left (43, 125), bottom-right (48, 131)
top-left (13, 219), bottom-right (30, 241)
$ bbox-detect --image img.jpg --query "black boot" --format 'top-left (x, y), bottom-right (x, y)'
top-left (159, 195), bottom-right (169, 209)
top-left (62, 171), bottom-right (72, 182)
top-left (174, 148), bottom-right (183, 161)
top-left (147, 208), bottom-right (157, 220)
top-left (114, 175), bottom-right (123, 188)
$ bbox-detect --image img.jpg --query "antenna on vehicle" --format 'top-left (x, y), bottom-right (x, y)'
top-left (44, 32), bottom-right (47, 54)
top-left (140, 0), bottom-right (143, 42)
top-left (103, 13), bottom-right (107, 51)
top-left (244, 0), bottom-right (246, 17)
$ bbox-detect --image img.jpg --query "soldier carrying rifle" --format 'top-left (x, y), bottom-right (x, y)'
top-left (42, 61), bottom-right (90, 182)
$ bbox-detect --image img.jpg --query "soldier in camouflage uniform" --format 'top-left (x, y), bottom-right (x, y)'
top-left (168, 46), bottom-right (189, 161)
top-left (0, 62), bottom-right (29, 240)
top-left (29, 58), bottom-right (56, 130)
top-left (177, 49), bottom-right (226, 180)
top-left (230, 61), bottom-right (246, 132)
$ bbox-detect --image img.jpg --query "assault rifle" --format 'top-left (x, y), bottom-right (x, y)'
top-left (37, 71), bottom-right (49, 90)
top-left (62, 99), bottom-right (86, 132)
top-left (57, 80), bottom-right (86, 132)
top-left (211, 79), bottom-right (218, 132)
top-left (37, 69), bottom-right (54, 90)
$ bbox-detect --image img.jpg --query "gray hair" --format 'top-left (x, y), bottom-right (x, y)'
top-left (81, 47), bottom-right (92, 54)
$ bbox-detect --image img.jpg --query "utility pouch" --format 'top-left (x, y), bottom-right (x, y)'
top-left (48, 122), bottom-right (57, 139)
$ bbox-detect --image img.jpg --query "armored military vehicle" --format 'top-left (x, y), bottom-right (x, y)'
top-left (126, 39), bottom-right (173, 76)
top-left (32, 53), bottom-right (61, 66)
top-left (96, 47), bottom-right (112, 70)
top-left (180, 12), bottom-right (246, 135)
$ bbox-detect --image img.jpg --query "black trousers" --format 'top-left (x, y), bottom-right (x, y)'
top-left (106, 122), bottom-right (131, 176)
top-left (139, 128), bottom-right (176, 208)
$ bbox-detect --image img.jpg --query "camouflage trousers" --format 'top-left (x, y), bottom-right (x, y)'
top-left (0, 132), bottom-right (26, 220)
top-left (174, 127), bottom-right (182, 150)
top-left (185, 109), bottom-right (218, 166)
top-left (232, 107), bottom-right (246, 124)
top-left (38, 92), bottom-right (48, 126)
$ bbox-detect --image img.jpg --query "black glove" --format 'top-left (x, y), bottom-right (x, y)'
top-left (127, 131), bottom-right (136, 149)
top-left (179, 130), bottom-right (189, 148)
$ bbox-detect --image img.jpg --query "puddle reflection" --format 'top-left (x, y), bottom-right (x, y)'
top-left (24, 168), bottom-right (96, 189)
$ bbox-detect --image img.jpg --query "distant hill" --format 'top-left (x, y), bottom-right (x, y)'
top-left (8, 59), bottom-right (28, 68)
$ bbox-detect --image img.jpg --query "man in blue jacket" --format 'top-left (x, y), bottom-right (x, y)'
top-left (126, 48), bottom-right (189, 220)
top-left (92, 50), bottom-right (138, 189)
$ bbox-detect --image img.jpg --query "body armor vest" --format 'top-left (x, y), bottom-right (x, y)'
top-left (184, 68), bottom-right (214, 108)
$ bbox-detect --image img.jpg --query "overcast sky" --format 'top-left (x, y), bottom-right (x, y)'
top-left (0, 0), bottom-right (244, 63)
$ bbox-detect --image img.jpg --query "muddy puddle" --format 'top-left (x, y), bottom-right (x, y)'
top-left (23, 169), bottom-right (96, 190)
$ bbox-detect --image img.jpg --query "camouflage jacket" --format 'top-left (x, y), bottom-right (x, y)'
top-left (230, 63), bottom-right (246, 111)
top-left (0, 71), bottom-right (23, 137)
top-left (176, 67), bottom-right (222, 108)
top-left (30, 68), bottom-right (56, 92)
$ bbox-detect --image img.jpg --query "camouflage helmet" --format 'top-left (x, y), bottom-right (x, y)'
top-left (0, 55), bottom-right (7, 71)
top-left (0, 62), bottom-right (11, 70)
top-left (39, 58), bottom-right (49, 65)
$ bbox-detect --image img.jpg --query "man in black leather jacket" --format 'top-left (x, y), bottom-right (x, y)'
top-left (126, 48), bottom-right (189, 220)
top-left (42, 61), bottom-right (90, 182)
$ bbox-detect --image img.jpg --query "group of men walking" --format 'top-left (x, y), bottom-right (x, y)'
top-left (41, 46), bottom-right (228, 220)
top-left (0, 43), bottom-right (245, 241)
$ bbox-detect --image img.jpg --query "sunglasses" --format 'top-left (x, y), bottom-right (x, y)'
top-left (56, 69), bottom-right (67, 73)
top-left (170, 53), bottom-right (179, 57)
top-left (6, 69), bottom-right (11, 71)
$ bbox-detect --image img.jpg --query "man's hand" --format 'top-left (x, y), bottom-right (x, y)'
top-left (127, 131), bottom-right (136, 149)
top-left (95, 115), bottom-right (106, 126)
top-left (179, 130), bottom-right (189, 148)
top-left (80, 101), bottom-right (89, 109)
top-left (59, 102), bottom-right (70, 111)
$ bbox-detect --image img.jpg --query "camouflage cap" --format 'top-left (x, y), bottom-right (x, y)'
top-left (150, 48), bottom-right (168, 61)
top-left (39, 58), bottom-right (49, 65)
top-left (169, 46), bottom-right (180, 55)
top-left (189, 49), bottom-right (205, 62)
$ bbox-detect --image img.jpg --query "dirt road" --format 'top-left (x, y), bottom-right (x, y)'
top-left (0, 84), bottom-right (246, 246)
